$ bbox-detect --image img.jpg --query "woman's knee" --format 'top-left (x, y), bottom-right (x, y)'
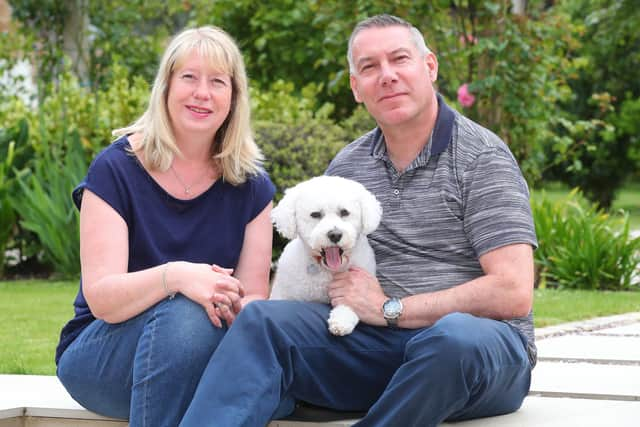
top-left (152, 296), bottom-right (224, 365)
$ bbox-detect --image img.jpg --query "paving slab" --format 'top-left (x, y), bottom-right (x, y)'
top-left (445, 396), bottom-right (640, 427)
top-left (535, 312), bottom-right (640, 339)
top-left (531, 361), bottom-right (640, 400)
top-left (594, 323), bottom-right (640, 336)
top-left (536, 334), bottom-right (640, 363)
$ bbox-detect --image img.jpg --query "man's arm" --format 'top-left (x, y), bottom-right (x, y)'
top-left (328, 243), bottom-right (534, 328)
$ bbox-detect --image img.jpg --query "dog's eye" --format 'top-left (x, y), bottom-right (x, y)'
top-left (339, 209), bottom-right (350, 217)
top-left (310, 211), bottom-right (323, 219)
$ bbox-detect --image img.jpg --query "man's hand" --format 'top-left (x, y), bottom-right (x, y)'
top-left (328, 267), bottom-right (388, 326)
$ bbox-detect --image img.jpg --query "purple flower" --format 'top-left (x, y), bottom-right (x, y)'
top-left (457, 83), bottom-right (475, 108)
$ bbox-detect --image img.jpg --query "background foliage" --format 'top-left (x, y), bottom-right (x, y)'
top-left (0, 0), bottom-right (638, 283)
top-left (532, 189), bottom-right (640, 291)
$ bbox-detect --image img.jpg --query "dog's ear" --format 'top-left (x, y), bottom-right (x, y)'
top-left (271, 185), bottom-right (299, 239)
top-left (359, 187), bottom-right (382, 235)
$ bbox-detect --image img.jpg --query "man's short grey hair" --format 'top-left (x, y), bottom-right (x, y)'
top-left (347, 14), bottom-right (431, 75)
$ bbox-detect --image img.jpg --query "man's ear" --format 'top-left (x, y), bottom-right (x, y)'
top-left (350, 74), bottom-right (362, 103)
top-left (425, 52), bottom-right (438, 82)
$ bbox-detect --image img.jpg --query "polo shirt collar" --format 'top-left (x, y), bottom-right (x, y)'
top-left (369, 93), bottom-right (455, 158)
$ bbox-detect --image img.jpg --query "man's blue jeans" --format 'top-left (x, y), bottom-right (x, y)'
top-left (181, 300), bottom-right (532, 427)
top-left (57, 295), bottom-right (225, 427)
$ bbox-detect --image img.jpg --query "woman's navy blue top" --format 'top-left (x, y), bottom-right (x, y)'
top-left (55, 136), bottom-right (275, 364)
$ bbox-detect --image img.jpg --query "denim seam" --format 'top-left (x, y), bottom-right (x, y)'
top-left (142, 309), bottom-right (158, 427)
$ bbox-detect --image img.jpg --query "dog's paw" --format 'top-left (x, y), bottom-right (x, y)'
top-left (327, 305), bottom-right (359, 336)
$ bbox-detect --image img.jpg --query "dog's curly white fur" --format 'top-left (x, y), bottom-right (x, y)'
top-left (270, 176), bottom-right (382, 336)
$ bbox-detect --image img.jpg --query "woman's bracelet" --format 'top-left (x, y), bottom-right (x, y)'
top-left (162, 262), bottom-right (176, 299)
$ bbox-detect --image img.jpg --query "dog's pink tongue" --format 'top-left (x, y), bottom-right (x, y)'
top-left (324, 247), bottom-right (343, 270)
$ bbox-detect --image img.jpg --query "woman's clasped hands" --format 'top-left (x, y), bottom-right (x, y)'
top-left (208, 264), bottom-right (245, 327)
top-left (170, 261), bottom-right (245, 328)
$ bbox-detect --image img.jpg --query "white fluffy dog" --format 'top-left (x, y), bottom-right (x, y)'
top-left (270, 176), bottom-right (382, 336)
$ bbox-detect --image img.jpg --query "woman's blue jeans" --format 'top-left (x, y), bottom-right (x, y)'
top-left (181, 300), bottom-right (532, 427)
top-left (57, 295), bottom-right (225, 427)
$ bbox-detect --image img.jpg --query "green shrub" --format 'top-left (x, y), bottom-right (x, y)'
top-left (30, 63), bottom-right (148, 157)
top-left (9, 129), bottom-right (87, 278)
top-left (0, 63), bottom-right (147, 276)
top-left (340, 105), bottom-right (377, 142)
top-left (251, 80), bottom-right (350, 200)
top-left (257, 119), bottom-right (349, 199)
top-left (0, 119), bottom-right (33, 274)
top-left (532, 189), bottom-right (640, 290)
top-left (252, 81), bottom-right (356, 259)
top-left (257, 118), bottom-right (348, 261)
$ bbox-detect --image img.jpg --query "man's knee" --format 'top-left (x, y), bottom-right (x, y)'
top-left (237, 300), bottom-right (328, 330)
top-left (406, 313), bottom-right (488, 366)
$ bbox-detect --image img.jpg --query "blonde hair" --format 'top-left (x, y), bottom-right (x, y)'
top-left (114, 26), bottom-right (263, 185)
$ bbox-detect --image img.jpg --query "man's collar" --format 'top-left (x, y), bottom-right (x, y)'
top-left (369, 93), bottom-right (455, 157)
top-left (431, 93), bottom-right (455, 156)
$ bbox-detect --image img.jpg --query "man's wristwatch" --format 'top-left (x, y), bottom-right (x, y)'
top-left (382, 297), bottom-right (403, 327)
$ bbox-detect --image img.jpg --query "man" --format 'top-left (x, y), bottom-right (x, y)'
top-left (181, 14), bottom-right (537, 427)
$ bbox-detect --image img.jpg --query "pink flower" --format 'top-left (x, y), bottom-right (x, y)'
top-left (457, 83), bottom-right (476, 108)
top-left (459, 34), bottom-right (478, 46)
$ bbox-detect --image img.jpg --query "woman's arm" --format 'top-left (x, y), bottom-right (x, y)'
top-left (80, 190), bottom-right (243, 326)
top-left (233, 201), bottom-right (274, 307)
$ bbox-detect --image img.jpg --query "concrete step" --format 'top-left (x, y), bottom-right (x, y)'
top-left (531, 361), bottom-right (640, 401)
top-left (596, 323), bottom-right (640, 336)
top-left (444, 396), bottom-right (640, 427)
top-left (536, 334), bottom-right (640, 364)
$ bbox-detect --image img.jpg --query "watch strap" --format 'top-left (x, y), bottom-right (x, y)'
top-left (385, 316), bottom-right (399, 327)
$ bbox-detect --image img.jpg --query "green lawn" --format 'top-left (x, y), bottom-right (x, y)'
top-left (533, 288), bottom-right (640, 327)
top-left (0, 280), bottom-right (78, 375)
top-left (614, 184), bottom-right (640, 229)
top-left (1, 279), bottom-right (639, 375)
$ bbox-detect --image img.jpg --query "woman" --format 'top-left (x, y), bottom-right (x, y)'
top-left (55, 26), bottom-right (274, 426)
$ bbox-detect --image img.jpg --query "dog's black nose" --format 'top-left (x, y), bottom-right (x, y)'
top-left (327, 229), bottom-right (342, 243)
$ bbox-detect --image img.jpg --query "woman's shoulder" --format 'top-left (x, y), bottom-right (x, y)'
top-left (218, 170), bottom-right (274, 217)
top-left (88, 135), bottom-right (135, 172)
top-left (94, 135), bottom-right (131, 160)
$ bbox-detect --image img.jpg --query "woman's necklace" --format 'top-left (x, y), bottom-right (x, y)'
top-left (169, 163), bottom-right (209, 195)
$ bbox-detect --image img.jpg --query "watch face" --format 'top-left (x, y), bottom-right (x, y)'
top-left (383, 298), bottom-right (402, 318)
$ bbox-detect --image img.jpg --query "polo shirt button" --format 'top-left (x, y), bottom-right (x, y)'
top-left (393, 189), bottom-right (400, 196)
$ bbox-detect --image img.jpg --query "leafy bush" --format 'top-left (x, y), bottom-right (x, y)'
top-left (339, 105), bottom-right (377, 142)
top-left (9, 128), bottom-right (87, 278)
top-left (545, 1), bottom-right (640, 208)
top-left (252, 81), bottom-right (357, 259)
top-left (30, 63), bottom-right (149, 157)
top-left (0, 63), bottom-right (147, 276)
top-left (257, 117), bottom-right (348, 262)
top-left (251, 80), bottom-right (350, 200)
top-left (0, 119), bottom-right (33, 274)
top-left (532, 189), bottom-right (640, 291)
top-left (257, 119), bottom-right (348, 200)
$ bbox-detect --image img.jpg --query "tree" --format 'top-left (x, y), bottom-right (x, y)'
top-left (545, 0), bottom-right (640, 208)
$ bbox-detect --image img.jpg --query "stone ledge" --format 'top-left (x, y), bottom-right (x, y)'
top-left (2, 397), bottom-right (640, 427)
